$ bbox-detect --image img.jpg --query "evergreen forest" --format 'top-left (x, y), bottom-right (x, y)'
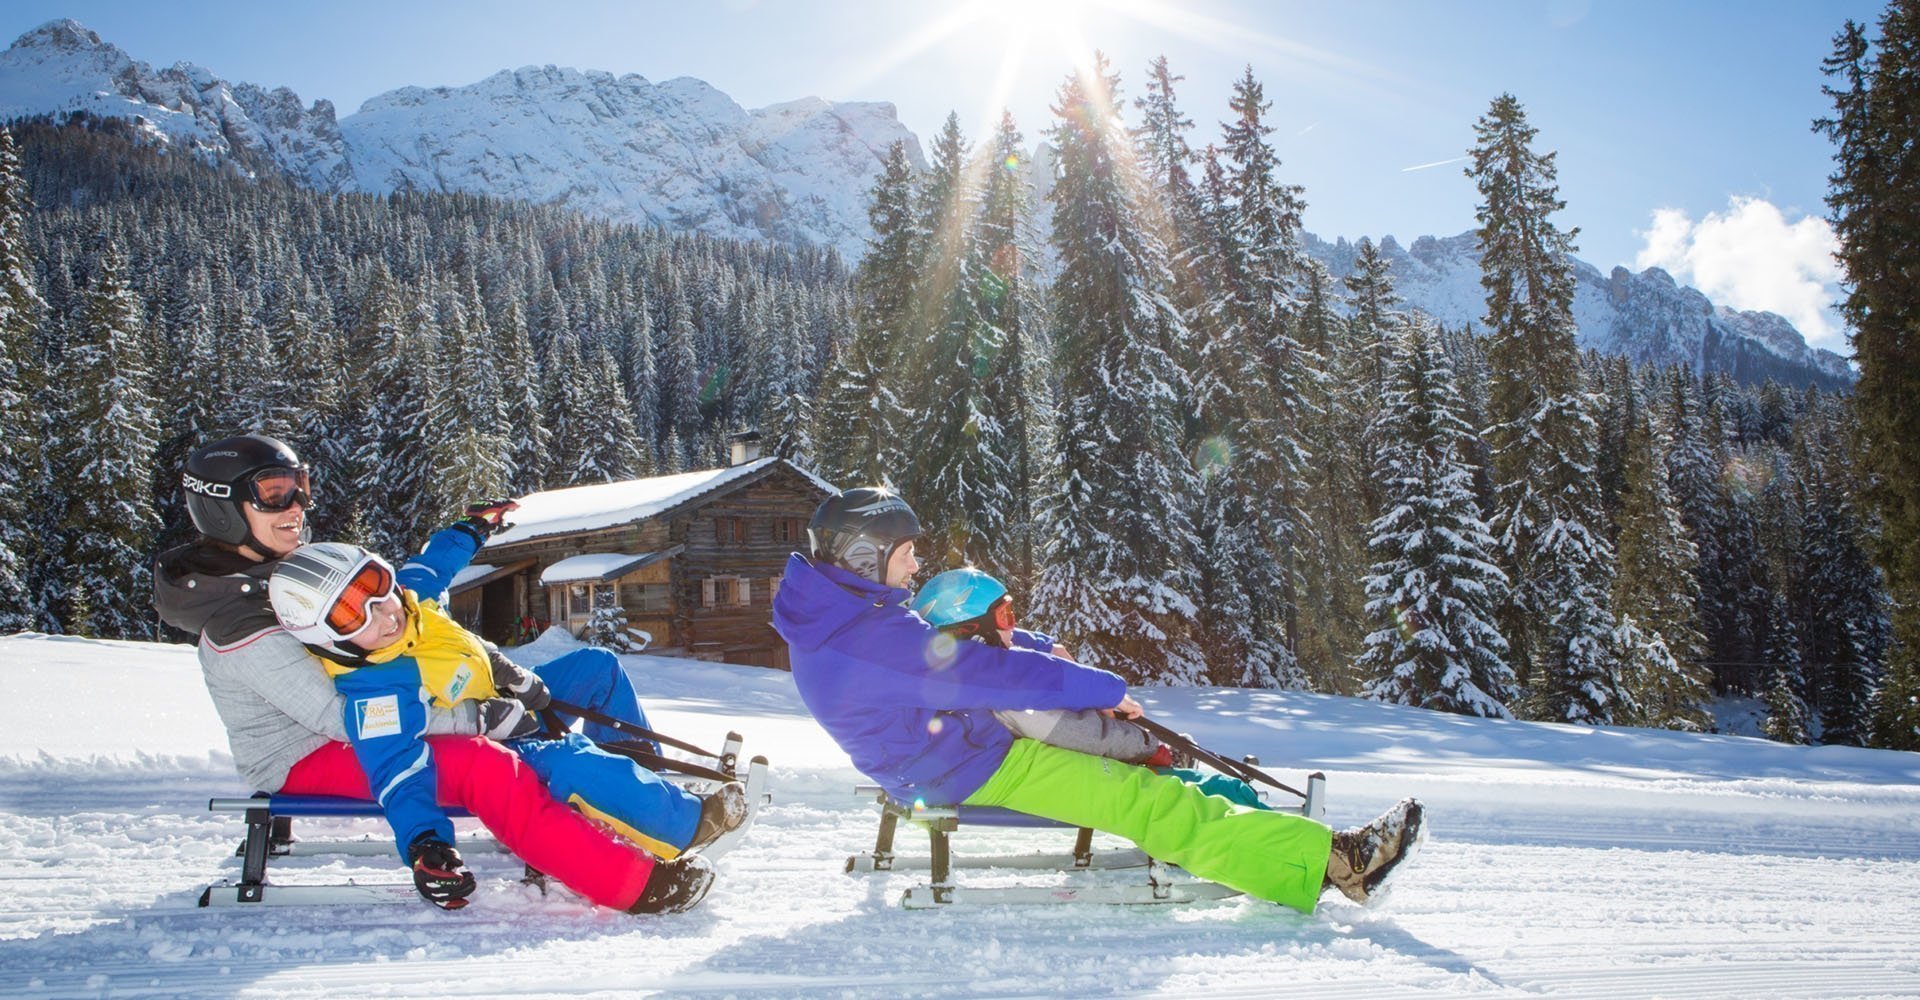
top-left (1, 6), bottom-right (1915, 751)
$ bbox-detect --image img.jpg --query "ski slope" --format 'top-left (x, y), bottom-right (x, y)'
top-left (2, 630), bottom-right (1917, 999)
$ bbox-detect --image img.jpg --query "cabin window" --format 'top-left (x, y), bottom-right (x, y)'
top-left (715, 517), bottom-right (748, 545)
top-left (566, 584), bottom-right (593, 619)
top-left (702, 575), bottom-right (752, 607)
top-left (773, 518), bottom-right (806, 544)
top-left (621, 582), bottom-right (671, 612)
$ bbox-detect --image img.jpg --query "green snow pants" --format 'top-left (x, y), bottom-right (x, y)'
top-left (964, 738), bottom-right (1333, 912)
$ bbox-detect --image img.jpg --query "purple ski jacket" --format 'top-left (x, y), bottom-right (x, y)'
top-left (771, 553), bottom-right (1127, 804)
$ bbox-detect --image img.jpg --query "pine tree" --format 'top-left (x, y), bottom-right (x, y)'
top-left (1469, 93), bottom-right (1621, 723)
top-left (1031, 56), bottom-right (1206, 684)
top-left (1817, 6), bottom-right (1920, 750)
top-left (658, 285), bottom-right (704, 470)
top-left (816, 142), bottom-right (918, 488)
top-left (496, 299), bottom-right (553, 493)
top-left (1761, 594), bottom-right (1810, 744)
top-left (1218, 67), bottom-right (1315, 684)
top-left (761, 289), bottom-right (816, 464)
top-left (1356, 320), bottom-right (1516, 716)
top-left (427, 272), bottom-right (511, 517)
top-left (1611, 416), bottom-right (1712, 731)
top-left (360, 289), bottom-right (437, 556)
top-left (1791, 406), bottom-right (1887, 745)
top-left (573, 346), bottom-right (645, 484)
top-left (539, 329), bottom-right (592, 487)
top-left (57, 239), bottom-right (160, 638)
top-left (979, 111), bottom-right (1044, 594)
top-left (0, 128), bottom-right (47, 630)
top-left (906, 114), bottom-right (1016, 573)
top-left (585, 587), bottom-right (638, 652)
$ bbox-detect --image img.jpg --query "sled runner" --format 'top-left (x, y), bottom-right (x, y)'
top-left (199, 730), bottom-right (769, 907)
top-left (844, 765), bottom-right (1326, 908)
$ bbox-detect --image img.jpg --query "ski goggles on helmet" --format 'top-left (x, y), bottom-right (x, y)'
top-left (245, 466), bottom-right (311, 513)
top-left (322, 558), bottom-right (398, 639)
top-left (950, 595), bottom-right (1017, 644)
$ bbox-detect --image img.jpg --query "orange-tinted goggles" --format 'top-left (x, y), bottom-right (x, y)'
top-left (989, 595), bottom-right (1016, 632)
top-left (247, 467), bottom-right (312, 513)
top-left (324, 559), bottom-right (396, 637)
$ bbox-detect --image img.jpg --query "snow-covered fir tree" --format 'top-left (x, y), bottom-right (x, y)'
top-left (0, 128), bottom-right (46, 630)
top-left (574, 345), bottom-right (646, 484)
top-left (905, 114), bottom-right (1016, 574)
top-left (1356, 319), bottom-right (1516, 717)
top-left (1177, 68), bottom-right (1319, 688)
top-left (426, 271), bottom-right (511, 517)
top-left (1611, 415), bottom-right (1712, 731)
top-left (1818, 4), bottom-right (1920, 751)
top-left (1469, 93), bottom-right (1621, 723)
top-left (357, 288), bottom-right (436, 557)
top-left (57, 239), bottom-right (160, 638)
top-left (1762, 594), bottom-right (1811, 744)
top-left (495, 299), bottom-right (552, 494)
top-left (1031, 56), bottom-right (1206, 684)
top-left (1789, 405), bottom-right (1887, 746)
top-left (584, 587), bottom-right (638, 652)
top-left (978, 110), bottom-right (1045, 595)
top-left (658, 285), bottom-right (704, 473)
top-left (816, 141), bottom-right (918, 489)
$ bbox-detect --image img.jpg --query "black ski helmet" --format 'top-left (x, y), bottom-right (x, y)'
top-left (182, 434), bottom-right (311, 551)
top-left (808, 487), bottom-right (921, 583)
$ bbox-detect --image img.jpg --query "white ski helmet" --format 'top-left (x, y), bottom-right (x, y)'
top-left (269, 542), bottom-right (398, 656)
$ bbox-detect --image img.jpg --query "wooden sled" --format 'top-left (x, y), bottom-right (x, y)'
top-left (845, 769), bottom-right (1326, 908)
top-left (200, 731), bottom-right (769, 907)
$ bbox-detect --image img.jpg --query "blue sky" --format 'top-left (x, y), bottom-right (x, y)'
top-left (1, 0), bottom-right (1879, 352)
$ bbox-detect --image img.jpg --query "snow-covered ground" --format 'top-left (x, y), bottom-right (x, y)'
top-left (2, 631), bottom-right (1917, 999)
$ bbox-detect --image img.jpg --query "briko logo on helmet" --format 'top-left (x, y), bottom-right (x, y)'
top-left (181, 474), bottom-right (232, 498)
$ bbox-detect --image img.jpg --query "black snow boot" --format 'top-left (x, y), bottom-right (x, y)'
top-left (684, 780), bottom-right (749, 854)
top-left (1322, 797), bottom-right (1426, 905)
top-left (629, 855), bottom-right (715, 915)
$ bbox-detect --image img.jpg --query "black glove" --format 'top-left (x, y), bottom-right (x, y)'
top-left (479, 697), bottom-right (541, 740)
top-left (408, 836), bottom-right (476, 909)
top-left (452, 498), bottom-right (519, 542)
top-left (487, 649), bottom-right (551, 710)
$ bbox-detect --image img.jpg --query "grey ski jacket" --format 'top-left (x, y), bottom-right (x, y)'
top-left (153, 540), bottom-right (476, 791)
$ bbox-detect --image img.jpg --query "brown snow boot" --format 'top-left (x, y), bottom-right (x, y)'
top-left (684, 780), bottom-right (748, 855)
top-left (1323, 797), bottom-right (1426, 905)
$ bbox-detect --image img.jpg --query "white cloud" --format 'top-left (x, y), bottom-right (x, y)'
top-left (1633, 196), bottom-right (1846, 354)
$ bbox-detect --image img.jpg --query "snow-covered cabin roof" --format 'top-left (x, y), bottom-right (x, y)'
top-left (446, 559), bottom-right (536, 596)
top-left (538, 548), bottom-right (681, 586)
top-left (485, 457), bottom-right (836, 548)
top-left (450, 564), bottom-right (497, 591)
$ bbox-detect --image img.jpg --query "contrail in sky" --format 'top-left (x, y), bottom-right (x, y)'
top-left (1401, 155), bottom-right (1472, 173)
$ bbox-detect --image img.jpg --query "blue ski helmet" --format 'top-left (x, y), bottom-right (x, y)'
top-left (913, 567), bottom-right (1013, 644)
top-left (808, 487), bottom-right (921, 583)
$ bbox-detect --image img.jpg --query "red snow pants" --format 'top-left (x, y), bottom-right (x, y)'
top-left (281, 736), bottom-right (654, 910)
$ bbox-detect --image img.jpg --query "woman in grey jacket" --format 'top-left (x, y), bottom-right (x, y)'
top-left (152, 434), bottom-right (687, 912)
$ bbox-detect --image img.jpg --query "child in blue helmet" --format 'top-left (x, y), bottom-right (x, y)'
top-left (913, 568), bottom-right (1269, 810)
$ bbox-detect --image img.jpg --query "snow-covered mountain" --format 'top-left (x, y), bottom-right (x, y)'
top-left (1309, 232), bottom-right (1854, 389)
top-left (0, 19), bottom-right (353, 189)
top-left (0, 19), bottom-right (1847, 387)
top-left (342, 69), bottom-right (919, 258)
top-left (0, 19), bottom-right (920, 260)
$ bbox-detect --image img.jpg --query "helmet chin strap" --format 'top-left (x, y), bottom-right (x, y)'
top-left (240, 516), bottom-right (310, 563)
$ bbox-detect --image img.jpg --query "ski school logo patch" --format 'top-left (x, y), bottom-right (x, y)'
top-left (354, 695), bottom-right (403, 739)
top-left (447, 664), bottom-right (473, 702)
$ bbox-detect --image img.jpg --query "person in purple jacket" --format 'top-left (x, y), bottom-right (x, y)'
top-left (771, 487), bottom-right (1426, 911)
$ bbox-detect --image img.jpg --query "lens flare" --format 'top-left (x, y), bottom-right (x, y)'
top-left (1194, 435), bottom-right (1234, 481)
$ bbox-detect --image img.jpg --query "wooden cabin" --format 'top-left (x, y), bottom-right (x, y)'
top-left (447, 455), bottom-right (835, 668)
